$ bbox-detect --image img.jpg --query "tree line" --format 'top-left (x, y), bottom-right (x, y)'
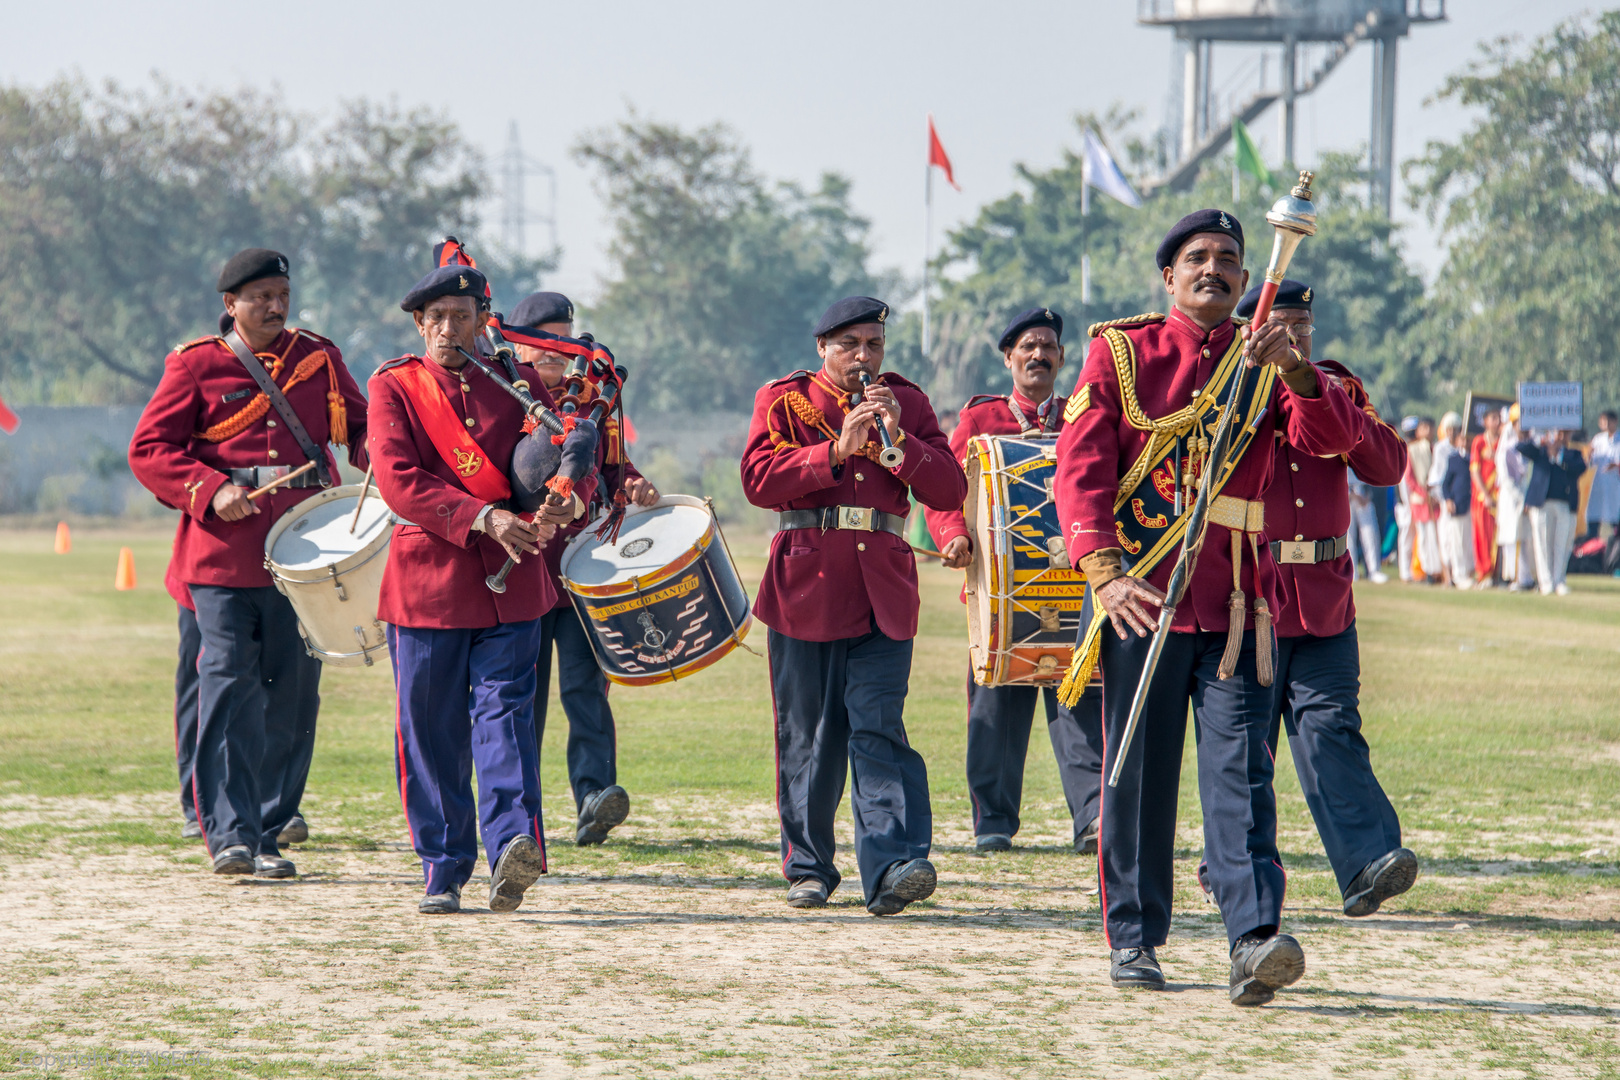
top-left (2, 13), bottom-right (1617, 425)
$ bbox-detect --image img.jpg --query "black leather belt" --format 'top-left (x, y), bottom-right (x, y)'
top-left (1270, 533), bottom-right (1349, 565)
top-left (778, 506), bottom-right (906, 536)
top-left (228, 466), bottom-right (323, 490)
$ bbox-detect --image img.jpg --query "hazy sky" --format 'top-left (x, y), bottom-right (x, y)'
top-left (7, 1), bottom-right (1593, 304)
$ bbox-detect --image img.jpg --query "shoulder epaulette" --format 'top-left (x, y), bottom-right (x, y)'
top-left (767, 369), bottom-right (816, 387)
top-left (963, 393), bottom-right (1005, 410)
top-left (174, 335), bottom-right (222, 354)
top-left (1088, 312), bottom-right (1165, 339)
top-left (294, 327), bottom-right (337, 347)
top-left (1230, 315), bottom-right (1251, 328)
top-left (372, 355), bottom-right (417, 375)
top-left (876, 371), bottom-right (924, 393)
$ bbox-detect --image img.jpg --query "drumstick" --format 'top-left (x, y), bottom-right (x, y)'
top-left (913, 545), bottom-right (948, 560)
top-left (246, 461), bottom-right (318, 501)
top-left (348, 462), bottom-right (374, 533)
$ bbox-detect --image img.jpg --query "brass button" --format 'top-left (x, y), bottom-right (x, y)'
top-left (464, 417), bottom-right (475, 428)
top-left (1290, 462), bottom-right (1299, 472)
top-left (1294, 498), bottom-right (1304, 507)
top-left (460, 382), bottom-right (470, 392)
top-left (1295, 534), bottom-right (1304, 541)
top-left (855, 472), bottom-right (865, 482)
top-left (266, 419), bottom-right (277, 428)
top-left (857, 542), bottom-right (866, 552)
top-left (268, 449), bottom-right (279, 459)
top-left (1202, 348), bottom-right (1211, 358)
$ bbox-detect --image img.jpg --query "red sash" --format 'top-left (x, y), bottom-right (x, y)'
top-left (389, 359), bottom-right (513, 505)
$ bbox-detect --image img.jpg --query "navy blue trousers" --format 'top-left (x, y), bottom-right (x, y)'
top-left (966, 678), bottom-right (1103, 842)
top-left (1269, 623), bottom-right (1402, 894)
top-left (190, 585), bottom-right (321, 857)
top-left (769, 625), bottom-right (932, 906)
top-left (1098, 627), bottom-right (1283, 951)
top-left (389, 620), bottom-right (547, 896)
top-left (535, 605), bottom-right (617, 811)
top-left (175, 605), bottom-right (201, 825)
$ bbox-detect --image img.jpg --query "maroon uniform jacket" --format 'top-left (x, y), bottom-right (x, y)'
top-left (1054, 309), bottom-right (1361, 634)
top-left (368, 355), bottom-right (565, 630)
top-left (741, 368), bottom-right (968, 642)
top-left (924, 389), bottom-right (1066, 554)
top-left (540, 398), bottom-right (639, 612)
top-left (1264, 359), bottom-right (1407, 639)
top-left (129, 328), bottom-right (369, 589)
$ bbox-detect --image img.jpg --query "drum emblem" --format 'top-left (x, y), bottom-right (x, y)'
top-left (619, 538), bottom-right (654, 558)
top-left (636, 610), bottom-right (667, 649)
top-left (452, 447), bottom-right (482, 477)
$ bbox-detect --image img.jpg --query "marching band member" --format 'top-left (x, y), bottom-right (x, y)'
top-left (506, 290), bottom-right (659, 846)
top-left (368, 266), bottom-right (576, 915)
top-left (924, 307), bottom-right (1104, 855)
top-left (1053, 212), bottom-right (1359, 1004)
top-left (741, 296), bottom-right (967, 914)
top-left (1235, 280), bottom-right (1419, 918)
top-left (130, 248), bottom-right (367, 879)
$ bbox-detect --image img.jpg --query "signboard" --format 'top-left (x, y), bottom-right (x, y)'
top-left (1517, 381), bottom-right (1583, 431)
top-left (1464, 391), bottom-right (1513, 437)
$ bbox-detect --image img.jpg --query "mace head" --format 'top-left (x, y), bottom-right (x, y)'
top-left (1266, 169), bottom-right (1317, 238)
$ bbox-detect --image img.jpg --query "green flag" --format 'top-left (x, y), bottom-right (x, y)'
top-left (1232, 119), bottom-right (1273, 188)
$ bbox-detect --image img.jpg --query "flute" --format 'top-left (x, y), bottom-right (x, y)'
top-left (852, 371), bottom-right (904, 468)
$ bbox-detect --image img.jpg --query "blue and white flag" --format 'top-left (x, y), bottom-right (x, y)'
top-left (1081, 129), bottom-right (1142, 210)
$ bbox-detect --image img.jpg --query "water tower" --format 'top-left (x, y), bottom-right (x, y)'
top-left (1137, 0), bottom-right (1446, 213)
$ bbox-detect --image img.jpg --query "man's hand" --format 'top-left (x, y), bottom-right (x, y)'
top-left (835, 401), bottom-right (883, 464)
top-left (1095, 576), bottom-right (1168, 640)
top-left (211, 484), bottom-right (259, 522)
top-left (939, 535), bottom-right (972, 569)
top-left (863, 383), bottom-right (903, 444)
top-left (1445, 498), bottom-right (1457, 515)
top-left (623, 476), bottom-right (661, 507)
top-left (538, 495), bottom-right (579, 526)
top-left (1241, 317), bottom-right (1298, 372)
top-left (487, 509), bottom-right (541, 562)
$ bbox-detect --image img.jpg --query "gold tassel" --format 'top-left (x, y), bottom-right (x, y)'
top-left (324, 355), bottom-right (348, 447)
top-left (1254, 598), bottom-right (1274, 687)
top-left (1217, 530), bottom-right (1245, 680)
top-left (1056, 627), bottom-right (1103, 708)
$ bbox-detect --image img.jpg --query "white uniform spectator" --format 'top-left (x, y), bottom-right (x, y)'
top-left (1588, 410), bottom-right (1620, 537)
top-left (1347, 470), bottom-right (1388, 583)
top-left (1497, 410), bottom-right (1535, 591)
top-left (1429, 412), bottom-right (1474, 588)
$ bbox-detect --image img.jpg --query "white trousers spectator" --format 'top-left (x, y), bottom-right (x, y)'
top-left (1395, 502), bottom-right (1414, 581)
top-left (1438, 509), bottom-right (1474, 587)
top-left (1350, 499), bottom-right (1383, 579)
top-left (1415, 520), bottom-right (1442, 579)
top-left (1528, 501), bottom-right (1575, 595)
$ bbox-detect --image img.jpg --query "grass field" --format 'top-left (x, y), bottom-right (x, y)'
top-left (2, 524), bottom-right (1619, 1078)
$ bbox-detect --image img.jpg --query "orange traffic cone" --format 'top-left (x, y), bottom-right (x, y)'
top-left (54, 521), bottom-right (71, 554)
top-left (114, 546), bottom-right (137, 591)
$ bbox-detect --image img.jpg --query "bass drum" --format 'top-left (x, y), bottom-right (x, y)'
top-left (560, 495), bottom-right (752, 686)
top-left (964, 434), bottom-right (1090, 687)
top-left (265, 484), bottom-right (396, 667)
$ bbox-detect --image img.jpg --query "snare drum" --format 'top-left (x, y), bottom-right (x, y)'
top-left (964, 434), bottom-right (1088, 686)
top-left (559, 495), bottom-right (752, 686)
top-left (264, 484), bottom-right (395, 667)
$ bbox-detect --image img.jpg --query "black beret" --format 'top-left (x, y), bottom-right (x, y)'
top-left (217, 248), bottom-right (289, 293)
top-left (998, 307), bottom-right (1063, 351)
top-left (1155, 209), bottom-right (1244, 271)
top-left (509, 291), bottom-right (575, 328)
top-left (400, 265), bottom-right (490, 313)
top-left (1234, 279), bottom-right (1312, 320)
top-left (813, 296), bottom-right (889, 338)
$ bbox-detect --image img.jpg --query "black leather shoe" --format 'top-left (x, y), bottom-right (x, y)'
top-left (211, 845), bottom-right (253, 875)
top-left (488, 835), bottom-right (545, 913)
top-left (419, 883), bottom-right (462, 915)
top-left (180, 820), bottom-right (202, 840)
top-left (254, 855), bottom-right (296, 879)
top-left (1229, 931), bottom-right (1305, 1007)
top-left (786, 878), bottom-right (829, 909)
top-left (975, 833), bottom-right (1012, 853)
top-left (1109, 947), bottom-right (1166, 989)
top-left (576, 785), bottom-right (630, 846)
top-left (1074, 819), bottom-right (1098, 856)
top-left (277, 815), bottom-right (309, 846)
top-left (1343, 848), bottom-right (1419, 917)
top-left (867, 858), bottom-right (937, 915)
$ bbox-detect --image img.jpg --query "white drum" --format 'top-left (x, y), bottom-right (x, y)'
top-left (265, 484), bottom-right (396, 667)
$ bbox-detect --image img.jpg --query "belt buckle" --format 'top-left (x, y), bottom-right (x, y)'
top-left (1281, 540), bottom-right (1313, 564)
top-left (262, 465), bottom-right (290, 486)
top-left (837, 506), bottom-right (873, 531)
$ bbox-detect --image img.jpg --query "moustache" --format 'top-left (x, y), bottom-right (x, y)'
top-left (1193, 276), bottom-right (1231, 294)
top-left (1023, 358), bottom-right (1053, 372)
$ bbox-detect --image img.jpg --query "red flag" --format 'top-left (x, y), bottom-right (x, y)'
top-left (0, 391), bottom-right (17, 435)
top-left (927, 115), bottom-right (959, 191)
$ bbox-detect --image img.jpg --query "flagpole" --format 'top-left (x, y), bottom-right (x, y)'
top-left (1080, 140), bottom-right (1091, 328)
top-left (923, 153), bottom-right (933, 358)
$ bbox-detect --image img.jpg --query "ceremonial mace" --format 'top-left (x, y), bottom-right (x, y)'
top-left (1105, 171), bottom-right (1317, 789)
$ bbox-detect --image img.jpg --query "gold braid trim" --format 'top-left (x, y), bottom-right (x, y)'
top-left (772, 388), bottom-right (884, 463)
top-left (1087, 312), bottom-right (1164, 339)
top-left (195, 347), bottom-right (347, 445)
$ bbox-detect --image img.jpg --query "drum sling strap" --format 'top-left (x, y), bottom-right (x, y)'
top-left (388, 359), bottom-right (514, 506)
top-left (1055, 329), bottom-right (1277, 707)
top-left (222, 330), bottom-right (333, 487)
top-left (1008, 395), bottom-right (1061, 437)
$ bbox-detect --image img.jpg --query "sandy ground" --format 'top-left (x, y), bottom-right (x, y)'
top-left (2, 795), bottom-right (1618, 1079)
